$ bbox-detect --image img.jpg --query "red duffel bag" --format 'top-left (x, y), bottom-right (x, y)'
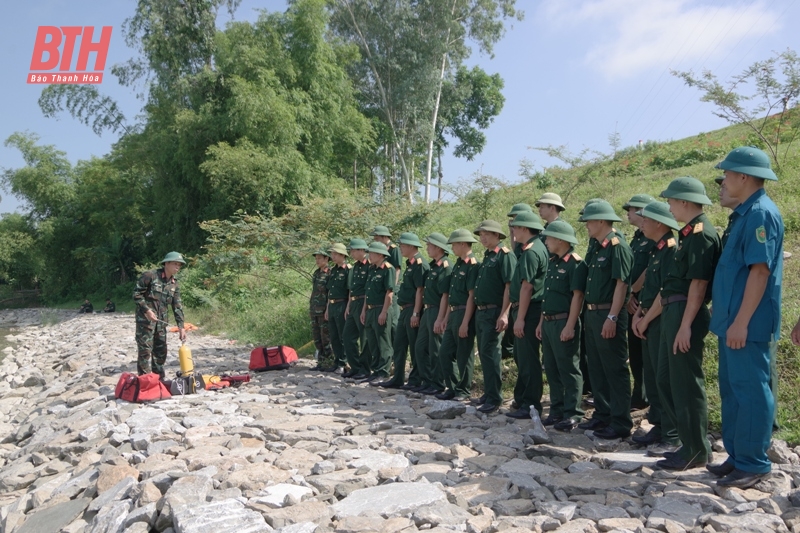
top-left (249, 346), bottom-right (298, 371)
top-left (115, 372), bottom-right (172, 402)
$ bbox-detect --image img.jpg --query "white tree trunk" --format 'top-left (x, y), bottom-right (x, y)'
top-left (424, 51), bottom-right (448, 203)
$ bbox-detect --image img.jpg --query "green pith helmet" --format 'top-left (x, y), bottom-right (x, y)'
top-left (637, 201), bottom-right (680, 231)
top-left (540, 219), bottom-right (578, 245)
top-left (312, 249), bottom-right (331, 259)
top-left (447, 228), bottom-right (478, 244)
top-left (370, 225), bottom-right (392, 237)
top-left (160, 251), bottom-right (186, 264)
top-left (348, 238), bottom-right (369, 250)
top-left (714, 175), bottom-right (725, 184)
top-left (579, 198), bottom-right (604, 215)
top-left (659, 177), bottom-right (712, 205)
top-left (715, 146), bottom-right (778, 181)
top-left (398, 232), bottom-right (422, 248)
top-left (577, 200), bottom-right (622, 222)
top-left (473, 220), bottom-right (507, 239)
top-left (506, 203), bottom-right (534, 217)
top-left (623, 194), bottom-right (656, 210)
top-left (367, 241), bottom-right (390, 256)
top-left (535, 192), bottom-right (566, 210)
top-left (509, 211), bottom-right (545, 231)
top-left (425, 232), bottom-right (452, 254)
top-left (328, 243), bottom-right (349, 257)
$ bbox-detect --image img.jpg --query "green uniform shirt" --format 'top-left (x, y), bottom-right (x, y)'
top-left (639, 231), bottom-right (677, 309)
top-left (584, 231), bottom-right (633, 305)
top-left (447, 253), bottom-right (480, 306)
top-left (423, 257), bottom-right (453, 306)
top-left (396, 252), bottom-right (429, 305)
top-left (509, 237), bottom-right (548, 303)
top-left (309, 267), bottom-right (331, 315)
top-left (365, 261), bottom-right (395, 306)
top-left (348, 259), bottom-right (370, 296)
top-left (629, 229), bottom-right (654, 287)
top-left (134, 267), bottom-right (185, 327)
top-left (474, 246), bottom-right (517, 306)
top-left (386, 242), bottom-right (402, 270)
top-left (326, 263), bottom-right (351, 300)
top-left (542, 249), bottom-right (588, 314)
top-left (661, 213), bottom-right (721, 302)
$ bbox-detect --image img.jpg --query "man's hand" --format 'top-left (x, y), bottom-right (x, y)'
top-left (145, 309), bottom-right (158, 323)
top-left (601, 318), bottom-right (617, 339)
top-left (673, 325), bottom-right (691, 354)
top-left (632, 316), bottom-right (648, 339)
top-left (360, 311), bottom-right (366, 325)
top-left (324, 310), bottom-right (328, 321)
top-left (626, 295), bottom-right (638, 315)
top-left (514, 318), bottom-right (525, 338)
top-left (459, 323), bottom-right (469, 339)
top-left (434, 319), bottom-right (445, 335)
top-left (560, 326), bottom-right (575, 342)
top-left (410, 315), bottom-right (420, 328)
top-left (726, 320), bottom-right (748, 350)
top-left (378, 311), bottom-right (387, 326)
top-left (179, 328), bottom-right (187, 342)
top-left (495, 313), bottom-right (509, 333)
top-left (535, 323), bottom-right (542, 341)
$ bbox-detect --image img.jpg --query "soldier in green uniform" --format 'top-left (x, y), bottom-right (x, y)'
top-left (414, 233), bottom-right (453, 395)
top-left (506, 203), bottom-right (533, 405)
top-left (342, 239), bottom-right (371, 379)
top-left (577, 198), bottom-right (604, 398)
top-left (376, 233), bottom-right (429, 388)
top-left (371, 226), bottom-right (402, 333)
top-left (133, 252), bottom-right (187, 378)
top-left (437, 229), bottom-right (480, 401)
top-left (472, 220), bottom-right (517, 413)
top-left (655, 177), bottom-right (721, 470)
top-left (536, 192), bottom-right (566, 243)
top-left (103, 298), bottom-right (116, 313)
top-left (537, 220), bottom-right (587, 431)
top-left (506, 212), bottom-right (549, 419)
top-left (623, 194), bottom-right (656, 410)
top-left (577, 201), bottom-right (634, 439)
top-left (325, 243), bottom-right (350, 373)
top-left (78, 299), bottom-right (94, 314)
top-left (361, 242), bottom-right (396, 381)
top-left (630, 202), bottom-right (681, 454)
top-left (309, 250), bottom-right (333, 371)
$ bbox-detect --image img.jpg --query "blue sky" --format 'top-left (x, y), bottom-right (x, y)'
top-left (2, 0), bottom-right (799, 213)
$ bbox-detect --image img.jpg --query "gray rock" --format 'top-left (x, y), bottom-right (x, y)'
top-left (87, 476), bottom-right (138, 512)
top-left (125, 503), bottom-right (158, 528)
top-left (411, 502), bottom-right (473, 527)
top-left (173, 498), bottom-right (272, 533)
top-left (568, 461), bottom-right (600, 473)
top-left (126, 408), bottom-right (173, 435)
top-left (496, 457), bottom-right (563, 481)
top-left (767, 440), bottom-right (797, 465)
top-left (537, 469), bottom-right (648, 497)
top-left (596, 517), bottom-right (645, 532)
top-left (646, 498), bottom-right (703, 528)
top-left (333, 449), bottom-right (409, 470)
top-left (310, 461), bottom-right (335, 475)
top-left (89, 500), bottom-right (132, 533)
top-left (706, 512), bottom-right (787, 531)
top-left (148, 439), bottom-right (182, 456)
top-left (51, 467), bottom-right (99, 499)
top-left (594, 451), bottom-right (660, 473)
top-left (492, 498), bottom-right (536, 516)
top-left (577, 502), bottom-right (629, 520)
top-left (250, 483), bottom-right (313, 508)
top-left (15, 498), bottom-right (92, 533)
top-left (537, 501), bottom-right (577, 523)
top-left (449, 476), bottom-right (513, 507)
top-left (331, 482), bottom-right (447, 518)
top-left (426, 400), bottom-right (467, 419)
top-left (274, 523), bottom-right (316, 533)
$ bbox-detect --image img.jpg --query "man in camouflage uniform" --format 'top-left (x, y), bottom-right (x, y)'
top-left (310, 250), bottom-right (334, 371)
top-left (133, 252), bottom-right (187, 378)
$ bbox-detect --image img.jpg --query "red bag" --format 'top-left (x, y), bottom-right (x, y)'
top-left (115, 372), bottom-right (172, 402)
top-left (249, 346), bottom-right (298, 371)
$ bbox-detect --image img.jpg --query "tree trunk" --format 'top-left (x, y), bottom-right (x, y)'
top-left (425, 51), bottom-right (448, 203)
top-left (437, 145), bottom-right (444, 202)
top-left (353, 159), bottom-right (357, 192)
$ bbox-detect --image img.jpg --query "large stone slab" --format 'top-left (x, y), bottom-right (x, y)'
top-left (172, 498), bottom-right (272, 533)
top-left (250, 483), bottom-right (314, 508)
top-left (126, 408), bottom-right (174, 435)
top-left (646, 498), bottom-right (703, 528)
top-left (537, 469), bottom-right (648, 496)
top-left (706, 512), bottom-right (787, 532)
top-left (496, 457), bottom-right (563, 481)
top-left (449, 476), bottom-right (513, 507)
top-left (334, 449), bottom-right (410, 470)
top-left (16, 498), bottom-right (92, 533)
top-left (331, 482), bottom-right (447, 518)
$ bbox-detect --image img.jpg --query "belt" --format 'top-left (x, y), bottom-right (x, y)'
top-left (367, 304), bottom-right (382, 310)
top-left (328, 298), bottom-right (346, 304)
top-left (424, 304), bottom-right (438, 309)
top-left (476, 304), bottom-right (498, 311)
top-left (400, 303), bottom-right (413, 310)
top-left (586, 303), bottom-right (612, 311)
top-left (661, 295), bottom-right (688, 306)
top-left (449, 305), bottom-right (467, 312)
top-left (349, 295), bottom-right (365, 301)
top-left (543, 313), bottom-right (569, 321)
top-left (510, 302), bottom-right (520, 309)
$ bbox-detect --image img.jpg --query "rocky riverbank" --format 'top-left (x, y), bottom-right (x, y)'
top-left (2, 309), bottom-right (800, 533)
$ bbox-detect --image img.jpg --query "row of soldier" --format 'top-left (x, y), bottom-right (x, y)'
top-left (308, 146), bottom-right (785, 490)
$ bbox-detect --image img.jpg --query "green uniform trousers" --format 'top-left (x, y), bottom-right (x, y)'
top-left (390, 306), bottom-right (419, 384)
top-left (658, 301), bottom-right (711, 463)
top-left (511, 304), bottom-right (543, 415)
top-left (476, 307), bottom-right (504, 406)
top-left (502, 325), bottom-right (515, 359)
top-left (541, 318), bottom-right (584, 422)
top-left (415, 306), bottom-right (443, 389)
top-left (641, 316), bottom-right (679, 444)
top-left (365, 306), bottom-right (393, 377)
top-left (342, 298), bottom-right (369, 374)
top-left (629, 316), bottom-right (646, 406)
top-left (327, 301), bottom-right (347, 368)
top-left (438, 308), bottom-right (475, 397)
top-left (584, 309), bottom-right (633, 435)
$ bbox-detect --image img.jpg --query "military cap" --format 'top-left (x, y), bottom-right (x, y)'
top-left (506, 203), bottom-right (533, 217)
top-left (577, 200), bottom-right (622, 222)
top-left (659, 177), bottom-right (712, 205)
top-left (370, 225), bottom-right (392, 237)
top-left (328, 243), bottom-right (349, 257)
top-left (447, 228), bottom-right (478, 244)
top-left (637, 201), bottom-right (680, 231)
top-left (160, 251), bottom-right (186, 264)
top-left (535, 192), bottom-right (566, 210)
top-left (578, 198), bottom-right (604, 215)
top-left (509, 211), bottom-right (545, 231)
top-left (398, 232), bottom-right (422, 248)
top-left (367, 242), bottom-right (390, 256)
top-left (714, 175), bottom-right (724, 184)
top-left (425, 232), bottom-right (452, 254)
top-left (473, 220), bottom-right (507, 239)
top-left (622, 194), bottom-right (656, 210)
top-left (312, 249), bottom-right (331, 258)
top-left (715, 146), bottom-right (777, 181)
top-left (540, 219), bottom-right (579, 245)
top-left (348, 238), bottom-right (369, 250)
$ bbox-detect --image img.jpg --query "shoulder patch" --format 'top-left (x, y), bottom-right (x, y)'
top-left (611, 237), bottom-right (620, 246)
top-left (522, 243), bottom-right (533, 251)
top-left (756, 226), bottom-right (767, 243)
top-left (501, 246), bottom-right (510, 253)
top-left (415, 257), bottom-right (422, 264)
top-left (380, 262), bottom-right (389, 269)
top-left (389, 243), bottom-right (397, 249)
top-left (567, 253), bottom-right (582, 262)
top-left (667, 238), bottom-right (676, 248)
top-left (468, 257), bottom-right (477, 265)
top-left (442, 260), bottom-right (449, 268)
top-left (693, 222), bottom-right (704, 233)
top-left (343, 263), bottom-right (351, 269)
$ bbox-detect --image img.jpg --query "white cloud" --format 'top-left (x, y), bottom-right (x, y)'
top-left (538, 0), bottom-right (781, 78)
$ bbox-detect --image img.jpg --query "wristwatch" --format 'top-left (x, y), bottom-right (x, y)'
top-left (412, 312), bottom-right (420, 317)
top-left (607, 314), bottom-right (618, 322)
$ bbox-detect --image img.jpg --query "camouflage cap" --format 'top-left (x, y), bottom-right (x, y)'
top-left (622, 194), bottom-right (656, 210)
top-left (473, 220), bottom-right (507, 239)
top-left (160, 251), bottom-right (186, 264)
top-left (660, 177), bottom-right (712, 205)
top-left (424, 232), bottom-right (452, 254)
top-left (577, 200), bottom-right (622, 222)
top-left (535, 192), bottom-right (565, 210)
top-left (348, 238), bottom-right (369, 250)
top-left (637, 201), bottom-right (680, 231)
top-left (328, 243), bottom-right (349, 257)
top-left (370, 225), bottom-right (392, 237)
top-left (367, 242), bottom-right (391, 256)
top-left (541, 220), bottom-right (578, 245)
top-left (506, 203), bottom-right (533, 217)
top-left (447, 228), bottom-right (478, 244)
top-left (715, 146), bottom-right (778, 181)
top-left (398, 232), bottom-right (422, 248)
top-left (509, 211), bottom-right (545, 231)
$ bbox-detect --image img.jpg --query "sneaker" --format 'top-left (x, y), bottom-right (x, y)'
top-left (706, 461), bottom-right (736, 477)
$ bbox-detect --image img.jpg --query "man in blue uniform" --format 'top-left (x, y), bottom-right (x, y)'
top-left (708, 147), bottom-right (783, 488)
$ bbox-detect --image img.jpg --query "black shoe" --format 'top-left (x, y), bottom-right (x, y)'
top-left (577, 418), bottom-right (606, 431)
top-left (582, 396), bottom-right (595, 406)
top-left (505, 409), bottom-right (530, 419)
top-left (379, 380), bottom-right (402, 389)
top-left (470, 395), bottom-right (487, 406)
top-left (656, 455), bottom-right (707, 471)
top-left (510, 400), bottom-right (519, 410)
top-left (410, 385), bottom-right (428, 392)
top-left (365, 375), bottom-right (381, 382)
top-left (554, 419), bottom-right (579, 432)
top-left (477, 403), bottom-right (498, 413)
top-left (453, 395), bottom-right (470, 401)
top-left (716, 469), bottom-right (770, 488)
top-left (422, 387), bottom-right (443, 396)
top-left (330, 366), bottom-right (345, 374)
top-left (371, 378), bottom-right (393, 387)
top-left (435, 391), bottom-right (455, 400)
top-left (630, 400), bottom-right (649, 411)
top-left (400, 383), bottom-right (418, 390)
top-left (341, 370), bottom-right (357, 378)
top-left (310, 364), bottom-right (323, 371)
top-left (646, 444), bottom-right (680, 457)
top-left (541, 416), bottom-right (563, 426)
top-left (351, 373), bottom-right (368, 380)
top-left (593, 426), bottom-right (628, 440)
top-left (632, 428), bottom-right (662, 445)
top-left (706, 461), bottom-right (736, 477)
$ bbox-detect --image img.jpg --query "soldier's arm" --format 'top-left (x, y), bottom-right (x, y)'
top-left (631, 271), bottom-right (646, 294)
top-left (727, 263), bottom-right (769, 348)
top-left (567, 290), bottom-right (584, 331)
top-left (133, 272), bottom-right (152, 313)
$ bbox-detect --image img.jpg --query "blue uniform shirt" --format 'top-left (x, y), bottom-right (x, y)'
top-left (710, 188), bottom-right (783, 342)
